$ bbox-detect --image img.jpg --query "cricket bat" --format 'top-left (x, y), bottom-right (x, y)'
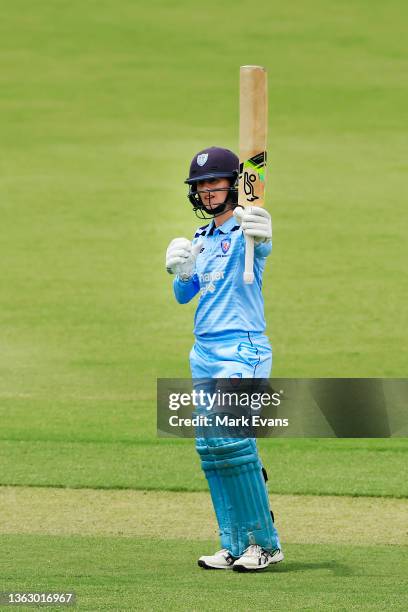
top-left (239, 65), bottom-right (268, 284)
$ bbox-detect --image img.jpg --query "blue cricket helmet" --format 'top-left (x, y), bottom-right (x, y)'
top-left (185, 146), bottom-right (239, 218)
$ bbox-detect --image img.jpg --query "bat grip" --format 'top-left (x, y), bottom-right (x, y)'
top-left (243, 234), bottom-right (255, 284)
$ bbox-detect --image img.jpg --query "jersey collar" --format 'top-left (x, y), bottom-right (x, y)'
top-left (208, 215), bottom-right (237, 236)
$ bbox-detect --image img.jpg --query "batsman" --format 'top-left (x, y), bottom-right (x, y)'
top-left (165, 65), bottom-right (282, 572)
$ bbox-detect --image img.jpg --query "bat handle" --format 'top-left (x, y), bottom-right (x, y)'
top-left (243, 234), bottom-right (255, 284)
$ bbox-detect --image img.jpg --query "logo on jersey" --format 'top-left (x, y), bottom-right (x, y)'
top-left (221, 237), bottom-right (231, 254)
top-left (197, 153), bottom-right (208, 166)
top-left (199, 270), bottom-right (224, 298)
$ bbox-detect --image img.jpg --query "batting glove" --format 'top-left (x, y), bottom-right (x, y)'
top-left (166, 238), bottom-right (202, 280)
top-left (233, 206), bottom-right (272, 243)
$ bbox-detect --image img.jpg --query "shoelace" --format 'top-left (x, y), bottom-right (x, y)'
top-left (243, 544), bottom-right (262, 556)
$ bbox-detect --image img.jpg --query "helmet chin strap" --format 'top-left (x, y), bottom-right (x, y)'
top-left (202, 201), bottom-right (228, 216)
top-left (200, 189), bottom-right (231, 217)
top-left (189, 181), bottom-right (238, 220)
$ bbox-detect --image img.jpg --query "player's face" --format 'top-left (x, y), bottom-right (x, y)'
top-left (197, 178), bottom-right (231, 210)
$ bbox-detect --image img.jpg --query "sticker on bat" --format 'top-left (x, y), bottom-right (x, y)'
top-left (239, 152), bottom-right (267, 203)
top-left (243, 172), bottom-right (259, 202)
top-left (239, 151), bottom-right (267, 181)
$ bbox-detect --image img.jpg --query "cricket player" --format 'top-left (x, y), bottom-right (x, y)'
top-left (165, 146), bottom-right (283, 572)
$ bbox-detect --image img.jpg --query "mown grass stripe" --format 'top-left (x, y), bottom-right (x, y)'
top-left (1, 486), bottom-right (407, 546)
top-left (1, 481), bottom-right (408, 499)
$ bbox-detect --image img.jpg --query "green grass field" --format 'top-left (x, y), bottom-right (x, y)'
top-left (0, 1), bottom-right (407, 610)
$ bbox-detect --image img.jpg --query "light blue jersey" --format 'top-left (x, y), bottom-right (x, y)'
top-left (173, 215), bottom-right (271, 338)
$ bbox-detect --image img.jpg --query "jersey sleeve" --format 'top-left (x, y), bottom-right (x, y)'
top-left (254, 239), bottom-right (272, 258)
top-left (173, 274), bottom-right (200, 304)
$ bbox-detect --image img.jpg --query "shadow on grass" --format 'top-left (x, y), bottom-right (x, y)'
top-left (271, 559), bottom-right (353, 576)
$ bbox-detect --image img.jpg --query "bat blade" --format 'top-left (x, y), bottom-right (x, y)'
top-left (238, 65), bottom-right (268, 284)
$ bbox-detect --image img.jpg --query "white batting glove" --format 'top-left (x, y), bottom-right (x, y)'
top-left (233, 206), bottom-right (272, 243)
top-left (166, 238), bottom-right (202, 280)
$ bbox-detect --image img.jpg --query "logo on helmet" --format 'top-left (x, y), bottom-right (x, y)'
top-left (197, 153), bottom-right (208, 166)
top-left (221, 237), bottom-right (231, 254)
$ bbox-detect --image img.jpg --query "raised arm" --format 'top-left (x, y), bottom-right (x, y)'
top-left (233, 206), bottom-right (272, 258)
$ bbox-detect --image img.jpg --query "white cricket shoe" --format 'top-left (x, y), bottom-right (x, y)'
top-left (233, 545), bottom-right (284, 572)
top-left (198, 548), bottom-right (236, 570)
